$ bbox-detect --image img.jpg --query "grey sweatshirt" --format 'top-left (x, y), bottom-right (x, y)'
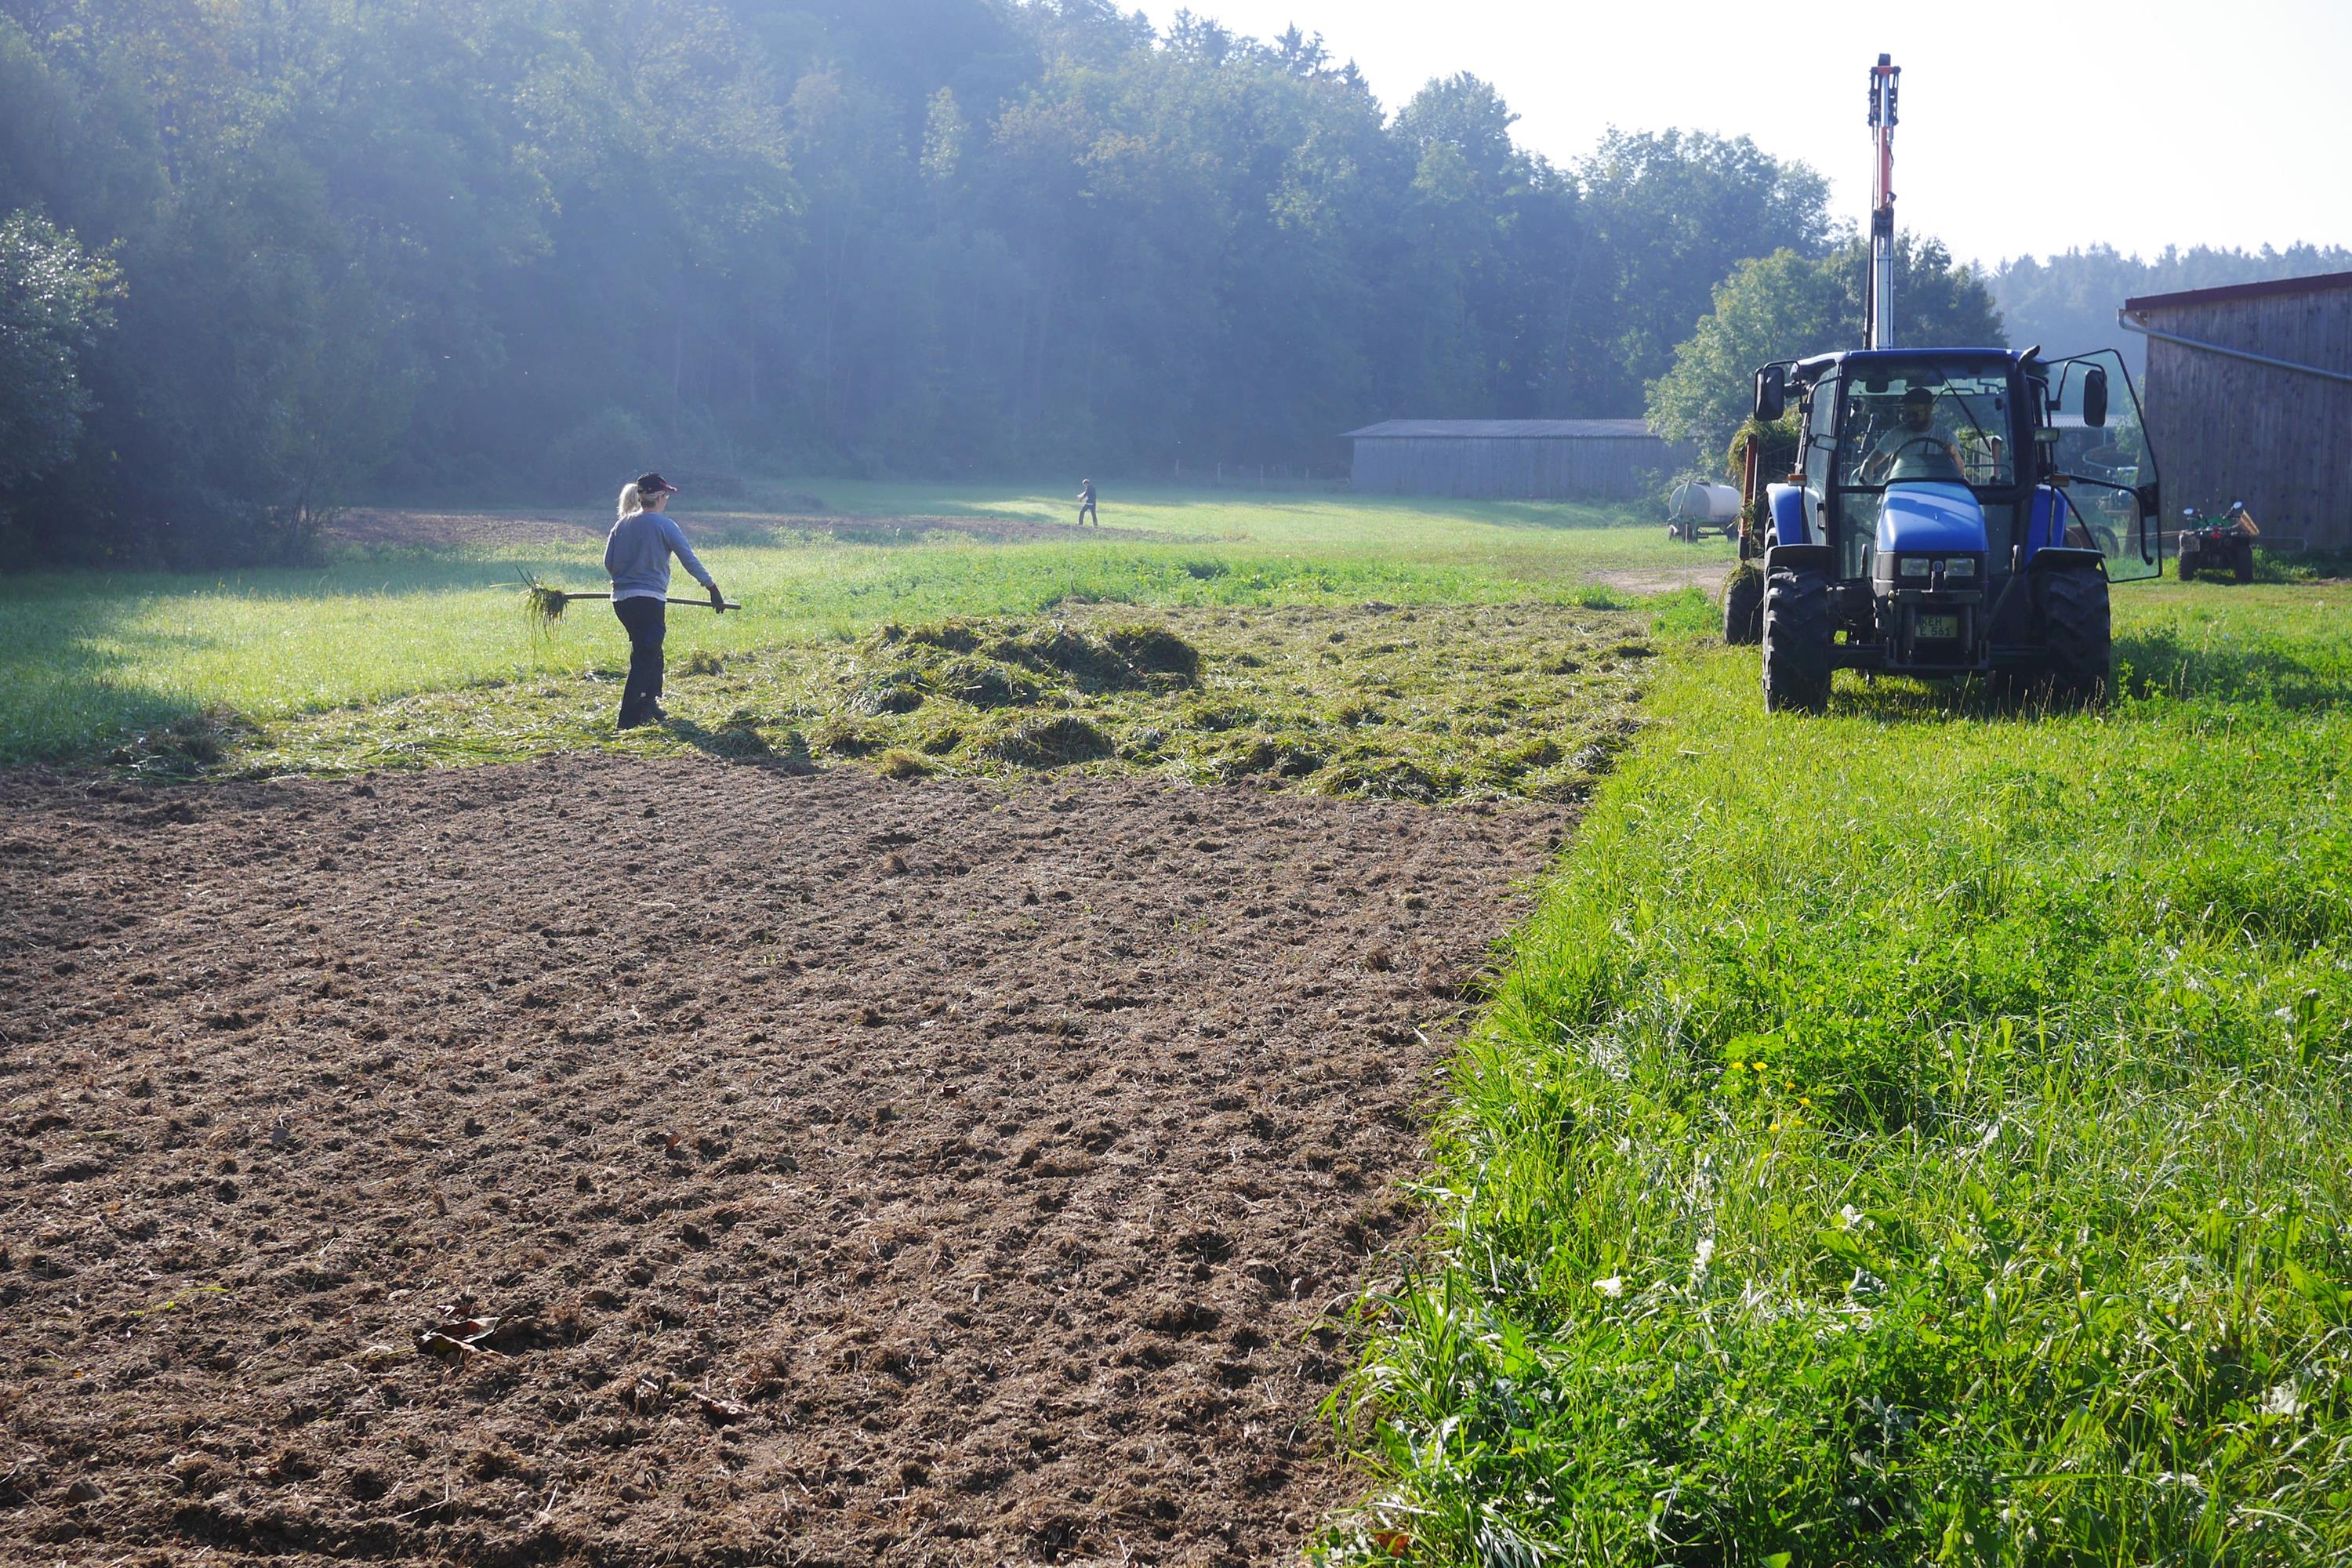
top-left (604, 509), bottom-right (714, 602)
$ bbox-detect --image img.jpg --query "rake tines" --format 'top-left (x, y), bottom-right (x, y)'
top-left (519, 569), bottom-right (574, 629)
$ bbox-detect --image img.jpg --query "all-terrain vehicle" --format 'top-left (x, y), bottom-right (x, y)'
top-left (1719, 56), bottom-right (2164, 710)
top-left (2176, 501), bottom-right (2258, 583)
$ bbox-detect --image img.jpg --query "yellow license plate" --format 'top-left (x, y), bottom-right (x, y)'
top-left (1918, 613), bottom-right (1961, 640)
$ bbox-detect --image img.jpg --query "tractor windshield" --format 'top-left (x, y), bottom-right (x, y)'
top-left (1838, 365), bottom-right (2016, 490)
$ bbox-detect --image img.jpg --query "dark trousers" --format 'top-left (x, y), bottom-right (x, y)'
top-left (613, 596), bottom-right (666, 727)
top-left (1078, 500), bottom-right (1097, 526)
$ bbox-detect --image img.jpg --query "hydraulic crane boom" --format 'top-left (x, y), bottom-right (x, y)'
top-left (1864, 53), bottom-right (1900, 349)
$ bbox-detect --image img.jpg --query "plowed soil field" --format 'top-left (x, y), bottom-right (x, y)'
top-left (0, 760), bottom-right (1567, 1566)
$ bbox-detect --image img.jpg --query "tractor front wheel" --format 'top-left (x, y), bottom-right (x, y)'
top-left (2233, 538), bottom-right (2256, 583)
top-left (2178, 540), bottom-right (2200, 582)
top-left (1722, 564), bottom-right (1764, 645)
top-left (2035, 566), bottom-right (2111, 706)
top-left (1761, 564), bottom-right (1833, 713)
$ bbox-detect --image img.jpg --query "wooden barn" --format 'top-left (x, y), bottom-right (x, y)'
top-left (2122, 270), bottom-right (2352, 551)
top-left (1341, 419), bottom-right (1682, 501)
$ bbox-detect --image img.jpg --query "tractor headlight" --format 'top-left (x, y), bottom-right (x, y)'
top-left (1900, 557), bottom-right (1933, 578)
top-left (1944, 557), bottom-right (1977, 579)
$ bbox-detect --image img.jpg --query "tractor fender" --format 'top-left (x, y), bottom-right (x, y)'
top-left (1763, 542), bottom-right (1835, 575)
top-left (2027, 546), bottom-right (2106, 576)
top-left (1766, 482), bottom-right (1810, 546)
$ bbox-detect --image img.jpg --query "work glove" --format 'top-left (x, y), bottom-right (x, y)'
top-left (708, 582), bottom-right (727, 614)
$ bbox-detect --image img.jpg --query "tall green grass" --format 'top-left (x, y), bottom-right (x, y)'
top-left (0, 492), bottom-right (1727, 766)
top-left (1331, 583), bottom-right (2352, 1564)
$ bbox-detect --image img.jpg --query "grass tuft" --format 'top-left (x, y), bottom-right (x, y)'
top-left (982, 714), bottom-right (1116, 768)
top-left (875, 747), bottom-right (932, 780)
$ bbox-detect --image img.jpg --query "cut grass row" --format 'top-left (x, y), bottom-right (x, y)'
top-left (1329, 583), bottom-right (2352, 1564)
top-left (0, 491), bottom-right (1728, 768)
top-left (226, 601), bottom-right (1700, 801)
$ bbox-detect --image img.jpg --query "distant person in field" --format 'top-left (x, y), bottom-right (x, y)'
top-left (603, 473), bottom-right (725, 730)
top-left (1076, 477), bottom-right (1098, 528)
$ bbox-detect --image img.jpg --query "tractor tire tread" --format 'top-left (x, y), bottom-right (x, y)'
top-left (2035, 565), bottom-right (2111, 707)
top-left (1761, 565), bottom-right (1832, 713)
top-left (1722, 567), bottom-right (1765, 646)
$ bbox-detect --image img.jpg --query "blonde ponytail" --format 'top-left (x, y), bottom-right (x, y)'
top-left (616, 482), bottom-right (645, 524)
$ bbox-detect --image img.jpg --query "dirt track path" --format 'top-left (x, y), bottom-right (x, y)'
top-left (0, 760), bottom-right (1566, 1566)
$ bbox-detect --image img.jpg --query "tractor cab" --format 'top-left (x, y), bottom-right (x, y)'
top-left (1726, 346), bottom-right (2162, 710)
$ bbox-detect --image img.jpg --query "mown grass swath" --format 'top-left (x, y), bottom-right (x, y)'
top-left (1327, 585), bottom-right (2352, 1564)
top-left (227, 601), bottom-right (1701, 799)
top-left (0, 491), bottom-right (1729, 768)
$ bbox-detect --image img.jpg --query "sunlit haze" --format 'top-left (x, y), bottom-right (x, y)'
top-left (1142, 0), bottom-right (2352, 266)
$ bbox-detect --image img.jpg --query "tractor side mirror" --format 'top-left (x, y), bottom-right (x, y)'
top-left (2082, 367), bottom-right (2109, 428)
top-left (1754, 364), bottom-right (1787, 423)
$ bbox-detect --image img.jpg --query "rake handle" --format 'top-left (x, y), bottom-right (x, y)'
top-left (562, 592), bottom-right (742, 611)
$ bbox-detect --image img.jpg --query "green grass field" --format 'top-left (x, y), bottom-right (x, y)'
top-left (0, 485), bottom-right (1725, 768)
top-left (1327, 580), bottom-right (2352, 1564)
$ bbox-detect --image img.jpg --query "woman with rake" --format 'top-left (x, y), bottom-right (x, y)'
top-left (604, 473), bottom-right (728, 729)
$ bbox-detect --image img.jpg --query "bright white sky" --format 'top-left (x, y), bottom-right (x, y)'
top-left (1139, 0), bottom-right (2352, 266)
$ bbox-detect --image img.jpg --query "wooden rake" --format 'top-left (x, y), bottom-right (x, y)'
top-left (519, 569), bottom-right (742, 629)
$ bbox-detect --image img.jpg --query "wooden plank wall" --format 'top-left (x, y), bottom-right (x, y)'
top-left (1348, 437), bottom-right (1678, 500)
top-left (2140, 290), bottom-right (2352, 550)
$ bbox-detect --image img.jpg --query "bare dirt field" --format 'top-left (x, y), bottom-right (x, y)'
top-left (1588, 562), bottom-right (1729, 599)
top-left (0, 759), bottom-right (1569, 1565)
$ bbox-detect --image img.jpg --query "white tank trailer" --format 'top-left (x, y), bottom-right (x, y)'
top-left (1667, 480), bottom-right (1741, 542)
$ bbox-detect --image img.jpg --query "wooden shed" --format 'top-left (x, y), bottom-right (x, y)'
top-left (1341, 419), bottom-right (1682, 501)
top-left (2122, 270), bottom-right (2352, 551)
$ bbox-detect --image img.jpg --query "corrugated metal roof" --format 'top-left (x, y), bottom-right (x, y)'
top-left (1340, 419), bottom-right (1661, 441)
top-left (2123, 270), bottom-right (2352, 314)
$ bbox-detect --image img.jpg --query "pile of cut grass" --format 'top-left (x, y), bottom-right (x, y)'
top-left (1328, 583), bottom-right (2352, 1563)
top-left (228, 600), bottom-right (1708, 804)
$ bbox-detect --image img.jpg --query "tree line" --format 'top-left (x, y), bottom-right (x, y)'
top-left (0, 0), bottom-right (1848, 566)
top-left (1987, 243), bottom-right (2352, 373)
top-left (0, 0), bottom-right (2334, 569)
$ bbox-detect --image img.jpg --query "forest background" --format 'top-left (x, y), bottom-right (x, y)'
top-left (3, 0), bottom-right (2345, 569)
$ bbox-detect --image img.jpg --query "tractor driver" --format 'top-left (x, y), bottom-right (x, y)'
top-left (1860, 384), bottom-right (1964, 485)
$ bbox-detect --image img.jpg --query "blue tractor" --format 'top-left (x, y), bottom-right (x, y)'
top-left (1719, 57), bottom-right (2163, 711)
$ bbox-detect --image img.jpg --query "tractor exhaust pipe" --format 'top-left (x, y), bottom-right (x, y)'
top-left (1864, 53), bottom-right (1900, 350)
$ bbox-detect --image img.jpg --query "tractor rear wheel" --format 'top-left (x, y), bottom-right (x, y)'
top-left (2035, 565), bottom-right (2111, 706)
top-left (2233, 538), bottom-right (2256, 583)
top-left (1761, 564), bottom-right (1832, 713)
top-left (1722, 564), bottom-right (1764, 646)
